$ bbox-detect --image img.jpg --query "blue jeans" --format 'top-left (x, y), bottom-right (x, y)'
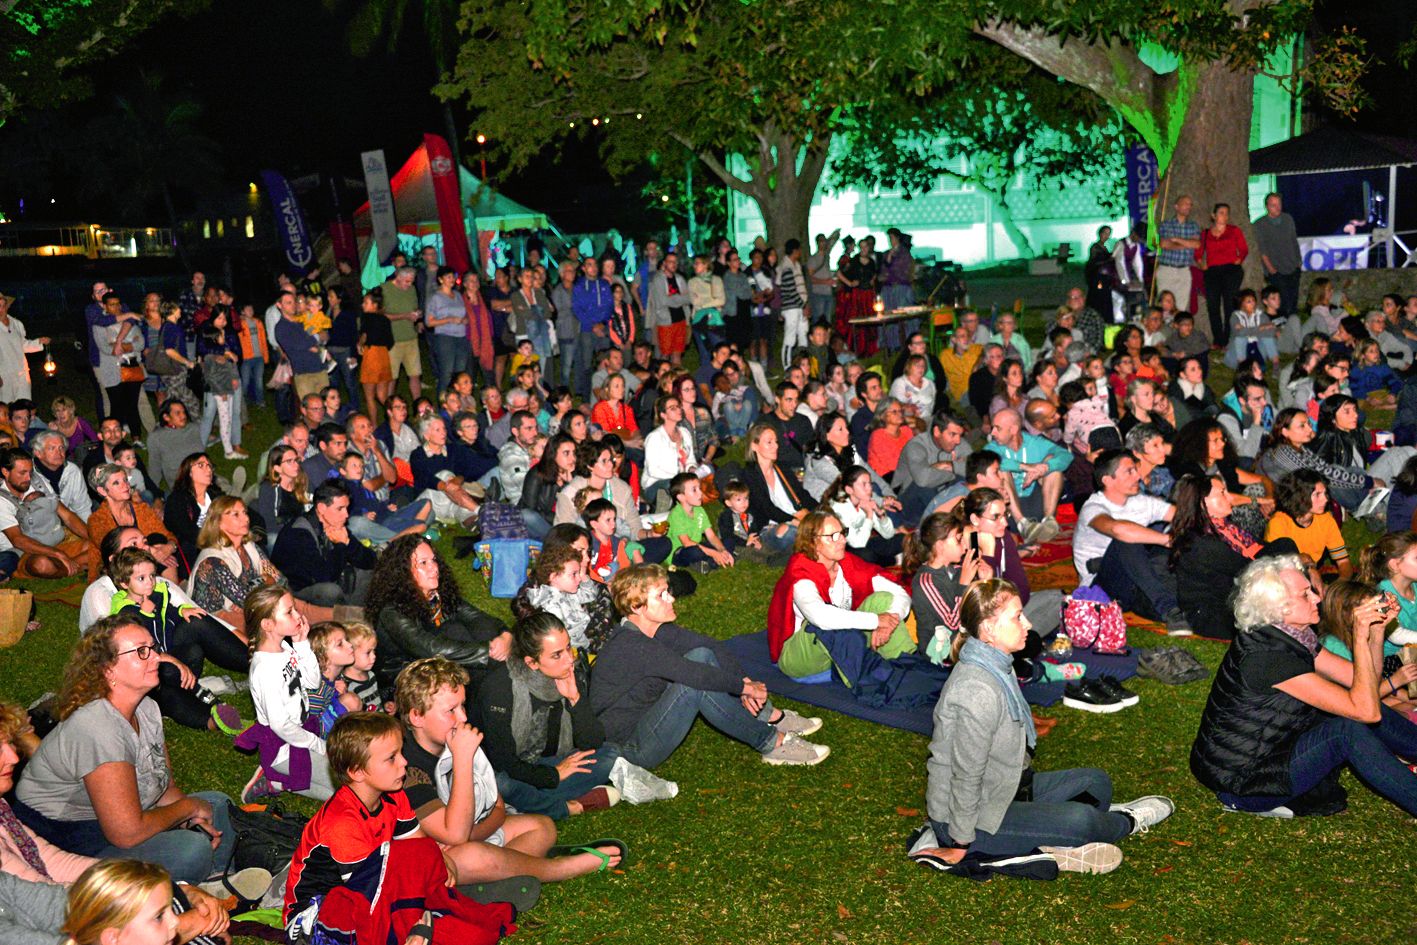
top-left (574, 330), bottom-right (604, 400)
top-left (347, 498), bottom-right (430, 544)
top-left (526, 319), bottom-right (553, 374)
top-left (1219, 705), bottom-right (1417, 816)
top-left (0, 550), bottom-right (18, 580)
top-left (1093, 529), bottom-right (1178, 619)
top-left (198, 389), bottom-right (243, 449)
top-left (760, 523), bottom-right (797, 553)
top-left (930, 768), bottom-right (1131, 857)
top-left (521, 508), bottom-right (551, 539)
top-left (1226, 335), bottom-right (1279, 367)
top-left (97, 791), bottom-right (235, 884)
top-left (619, 647), bottom-right (778, 769)
top-left (495, 744), bottom-right (621, 820)
top-left (558, 334), bottom-right (578, 388)
top-left (718, 398), bottom-right (757, 439)
top-left (239, 356), bottom-right (266, 407)
top-left (430, 334), bottom-right (469, 394)
top-left (326, 346), bottom-right (359, 402)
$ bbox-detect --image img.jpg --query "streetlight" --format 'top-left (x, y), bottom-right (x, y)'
top-left (475, 134), bottom-right (488, 181)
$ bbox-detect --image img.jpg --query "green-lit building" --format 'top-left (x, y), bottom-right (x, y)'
top-left (727, 47), bottom-right (1301, 267)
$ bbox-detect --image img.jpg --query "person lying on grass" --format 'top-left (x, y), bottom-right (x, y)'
top-left (908, 579), bottom-right (1173, 875)
top-left (395, 656), bottom-right (625, 886)
top-left (592, 563), bottom-right (828, 769)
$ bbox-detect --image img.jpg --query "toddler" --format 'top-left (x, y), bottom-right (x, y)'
top-left (307, 621), bottom-right (364, 736)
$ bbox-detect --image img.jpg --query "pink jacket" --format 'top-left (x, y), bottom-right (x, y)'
top-left (1063, 393), bottom-right (1113, 454)
top-left (0, 802), bottom-right (96, 884)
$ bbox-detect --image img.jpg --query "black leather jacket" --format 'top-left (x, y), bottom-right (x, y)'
top-left (373, 599), bottom-right (505, 694)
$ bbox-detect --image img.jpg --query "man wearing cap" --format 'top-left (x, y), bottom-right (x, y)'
top-left (0, 292), bottom-right (48, 402)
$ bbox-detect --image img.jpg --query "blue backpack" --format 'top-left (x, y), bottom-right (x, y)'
top-left (474, 539), bottom-right (541, 598)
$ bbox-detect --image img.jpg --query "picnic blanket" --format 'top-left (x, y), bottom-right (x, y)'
top-left (723, 630), bottom-right (1139, 737)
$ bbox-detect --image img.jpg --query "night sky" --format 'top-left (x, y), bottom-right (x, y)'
top-left (2, 0), bottom-right (1414, 236)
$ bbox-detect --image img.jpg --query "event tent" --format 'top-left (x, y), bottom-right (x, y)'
top-left (344, 142), bottom-right (555, 287)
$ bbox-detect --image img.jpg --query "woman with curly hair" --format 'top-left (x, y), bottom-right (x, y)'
top-left (12, 616), bottom-right (237, 884)
top-left (1166, 418), bottom-right (1273, 538)
top-left (365, 534), bottom-right (509, 694)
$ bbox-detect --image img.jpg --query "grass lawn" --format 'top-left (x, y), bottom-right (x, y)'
top-left (2, 315), bottom-right (1412, 945)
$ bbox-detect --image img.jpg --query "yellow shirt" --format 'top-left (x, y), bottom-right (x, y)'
top-left (1265, 511), bottom-right (1347, 565)
top-left (298, 310), bottom-right (332, 337)
top-left (941, 345), bottom-right (982, 404)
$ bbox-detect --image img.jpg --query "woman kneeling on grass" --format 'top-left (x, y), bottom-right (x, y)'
top-left (908, 579), bottom-right (1173, 874)
top-left (1191, 559), bottom-right (1417, 818)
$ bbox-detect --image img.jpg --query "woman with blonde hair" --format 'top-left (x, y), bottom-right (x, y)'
top-left (909, 579), bottom-right (1172, 874)
top-left (13, 616), bottom-right (238, 884)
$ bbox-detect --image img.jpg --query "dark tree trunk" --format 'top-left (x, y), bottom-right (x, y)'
top-left (1159, 62), bottom-right (1263, 288)
top-left (757, 182), bottom-right (816, 251)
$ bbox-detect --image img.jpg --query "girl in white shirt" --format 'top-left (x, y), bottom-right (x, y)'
top-left (826, 465), bottom-right (902, 567)
top-left (241, 584), bottom-right (334, 803)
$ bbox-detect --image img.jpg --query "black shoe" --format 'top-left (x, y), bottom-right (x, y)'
top-left (1095, 674), bottom-right (1139, 707)
top-left (1062, 679), bottom-right (1126, 714)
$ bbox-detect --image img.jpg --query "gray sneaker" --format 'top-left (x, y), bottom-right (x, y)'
top-left (1030, 515), bottom-right (1060, 544)
top-left (1018, 518), bottom-right (1042, 545)
top-left (1038, 842), bottom-right (1124, 874)
top-left (1109, 795), bottom-right (1175, 834)
top-left (761, 733), bottom-right (830, 766)
top-left (773, 708), bottom-right (823, 737)
top-left (1163, 608), bottom-right (1194, 637)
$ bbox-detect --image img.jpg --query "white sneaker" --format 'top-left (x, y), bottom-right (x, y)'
top-left (1221, 803), bottom-right (1294, 819)
top-left (1018, 518), bottom-right (1041, 545)
top-left (1031, 516), bottom-right (1060, 544)
top-left (1038, 842), bottom-right (1124, 874)
top-left (773, 708), bottom-right (823, 737)
top-left (1109, 795), bottom-right (1176, 834)
top-left (761, 733), bottom-right (830, 766)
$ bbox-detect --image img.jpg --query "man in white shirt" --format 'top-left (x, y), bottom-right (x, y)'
top-left (0, 447), bottom-right (92, 579)
top-left (1072, 449), bottom-right (1191, 635)
top-left (0, 292), bottom-right (48, 402)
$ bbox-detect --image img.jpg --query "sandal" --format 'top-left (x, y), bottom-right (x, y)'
top-left (457, 876), bottom-right (541, 913)
top-left (548, 837), bottom-right (629, 871)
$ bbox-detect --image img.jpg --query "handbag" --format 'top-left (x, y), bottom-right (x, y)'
top-left (268, 359), bottom-right (293, 389)
top-left (1060, 585), bottom-right (1129, 654)
top-left (473, 538), bottom-right (541, 598)
top-left (119, 357), bottom-right (146, 384)
top-left (144, 346), bottom-right (181, 376)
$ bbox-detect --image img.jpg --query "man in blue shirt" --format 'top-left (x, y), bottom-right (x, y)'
top-left (570, 257), bottom-right (613, 400)
top-left (988, 406), bottom-right (1071, 545)
top-left (1155, 195), bottom-right (1203, 336)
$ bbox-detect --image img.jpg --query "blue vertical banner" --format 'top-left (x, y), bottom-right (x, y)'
top-left (1124, 144), bottom-right (1159, 231)
top-left (260, 169), bottom-right (315, 273)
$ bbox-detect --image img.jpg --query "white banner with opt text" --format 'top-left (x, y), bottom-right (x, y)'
top-left (1299, 234), bottom-right (1369, 271)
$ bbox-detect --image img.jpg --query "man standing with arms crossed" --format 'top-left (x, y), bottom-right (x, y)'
top-left (1154, 195), bottom-right (1204, 338)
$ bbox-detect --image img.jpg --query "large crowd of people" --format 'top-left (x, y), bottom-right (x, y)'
top-left (5, 196), bottom-right (1417, 940)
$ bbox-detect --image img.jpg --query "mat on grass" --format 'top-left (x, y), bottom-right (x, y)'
top-left (723, 631), bottom-right (1139, 737)
top-left (27, 581), bottom-right (85, 609)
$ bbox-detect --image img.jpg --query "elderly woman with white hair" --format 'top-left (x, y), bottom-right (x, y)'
top-left (1190, 556), bottom-right (1417, 818)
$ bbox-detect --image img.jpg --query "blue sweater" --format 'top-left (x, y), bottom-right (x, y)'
top-left (571, 277), bottom-right (614, 331)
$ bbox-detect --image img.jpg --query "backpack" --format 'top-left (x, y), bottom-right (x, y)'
top-left (225, 803), bottom-right (309, 876)
top-left (474, 538), bottom-right (541, 598)
top-left (1060, 585), bottom-right (1129, 654)
top-left (478, 500), bottom-right (529, 540)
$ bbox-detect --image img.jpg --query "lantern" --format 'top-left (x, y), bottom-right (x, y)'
top-left (42, 346), bottom-right (56, 377)
top-left (873, 298), bottom-right (885, 317)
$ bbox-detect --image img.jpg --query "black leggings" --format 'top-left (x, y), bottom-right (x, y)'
top-left (152, 616), bottom-right (249, 730)
top-left (105, 381), bottom-right (143, 438)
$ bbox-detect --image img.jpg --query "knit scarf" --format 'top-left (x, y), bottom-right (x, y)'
top-left (1276, 622), bottom-right (1321, 657)
top-left (507, 659), bottom-right (575, 764)
top-left (958, 636), bottom-right (1036, 749)
top-left (0, 798), bottom-right (49, 880)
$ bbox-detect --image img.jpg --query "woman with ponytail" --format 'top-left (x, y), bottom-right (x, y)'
top-left (1354, 531), bottom-right (1417, 648)
top-left (908, 579), bottom-right (1174, 874)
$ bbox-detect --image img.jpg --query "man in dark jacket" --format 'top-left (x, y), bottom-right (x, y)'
top-left (272, 482), bottom-right (377, 606)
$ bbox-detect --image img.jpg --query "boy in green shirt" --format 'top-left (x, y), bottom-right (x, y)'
top-left (666, 472), bottom-right (734, 572)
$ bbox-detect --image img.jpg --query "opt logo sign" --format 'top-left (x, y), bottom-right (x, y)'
top-left (1299, 234), bottom-right (1369, 271)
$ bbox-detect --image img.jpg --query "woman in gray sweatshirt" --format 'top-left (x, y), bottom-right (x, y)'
top-left (908, 579), bottom-right (1174, 874)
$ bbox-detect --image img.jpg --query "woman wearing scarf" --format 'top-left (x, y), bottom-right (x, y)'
top-left (907, 579), bottom-right (1174, 874)
top-left (461, 269), bottom-right (497, 388)
top-left (766, 510), bottom-right (910, 681)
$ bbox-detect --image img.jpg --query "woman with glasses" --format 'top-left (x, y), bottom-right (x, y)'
top-left (592, 563), bottom-right (829, 769)
top-left (554, 440), bottom-right (671, 564)
top-left (256, 444), bottom-right (310, 550)
top-left (766, 510), bottom-right (911, 681)
top-left (364, 534), bottom-right (510, 695)
top-left (13, 615), bottom-right (239, 884)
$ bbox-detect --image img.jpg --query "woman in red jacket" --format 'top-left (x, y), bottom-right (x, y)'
top-left (1196, 203), bottom-right (1248, 348)
top-left (766, 510), bottom-right (911, 680)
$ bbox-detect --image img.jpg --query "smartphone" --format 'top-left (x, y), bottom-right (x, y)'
top-left (969, 531), bottom-right (980, 555)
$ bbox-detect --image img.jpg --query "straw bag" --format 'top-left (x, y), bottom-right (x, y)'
top-left (0, 588), bottom-right (33, 647)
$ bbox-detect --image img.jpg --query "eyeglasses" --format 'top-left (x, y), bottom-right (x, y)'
top-left (819, 531), bottom-right (847, 543)
top-left (115, 644), bottom-right (163, 661)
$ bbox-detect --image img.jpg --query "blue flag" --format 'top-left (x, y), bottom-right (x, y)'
top-left (261, 170), bottom-right (315, 273)
top-left (1124, 144), bottom-right (1159, 232)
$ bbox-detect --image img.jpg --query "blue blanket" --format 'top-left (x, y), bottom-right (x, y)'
top-left (723, 630), bottom-right (1138, 737)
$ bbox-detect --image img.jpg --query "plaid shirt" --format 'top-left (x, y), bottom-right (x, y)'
top-left (1157, 217), bottom-right (1200, 268)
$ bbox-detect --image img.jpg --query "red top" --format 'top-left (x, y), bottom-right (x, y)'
top-left (591, 399), bottom-right (639, 437)
top-left (1196, 225), bottom-right (1248, 268)
top-left (767, 551), bottom-right (900, 661)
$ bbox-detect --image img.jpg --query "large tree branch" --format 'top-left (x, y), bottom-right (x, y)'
top-left (973, 19), bottom-right (1154, 106)
top-left (672, 134), bottom-right (763, 201)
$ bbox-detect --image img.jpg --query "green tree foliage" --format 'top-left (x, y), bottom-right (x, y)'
top-left (0, 0), bottom-right (206, 126)
top-left (438, 0), bottom-right (965, 246)
top-left (831, 51), bottom-right (1127, 258)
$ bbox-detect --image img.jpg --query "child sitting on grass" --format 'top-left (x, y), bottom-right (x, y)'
top-left (112, 441), bottom-right (159, 507)
top-left (394, 657), bottom-right (626, 896)
top-left (513, 543), bottom-right (612, 654)
top-left (715, 478), bottom-right (775, 563)
top-left (107, 547), bottom-right (244, 733)
top-left (340, 619), bottom-right (384, 711)
top-left (667, 472), bottom-right (734, 572)
top-left (584, 498), bottom-right (643, 583)
top-left (307, 621), bottom-right (364, 735)
top-left (284, 711), bottom-right (516, 945)
top-left (337, 451), bottom-right (434, 545)
top-left (238, 584), bottom-right (334, 803)
top-left (905, 509), bottom-right (986, 664)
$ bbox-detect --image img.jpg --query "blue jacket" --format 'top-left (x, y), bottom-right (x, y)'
top-left (572, 276), bottom-right (614, 331)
